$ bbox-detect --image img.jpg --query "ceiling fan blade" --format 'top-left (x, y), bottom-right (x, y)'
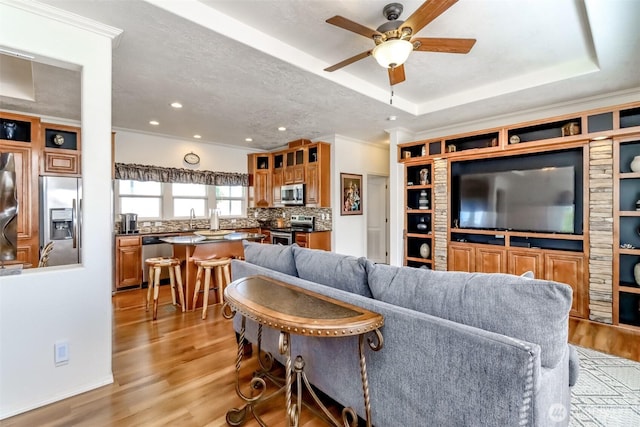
top-left (388, 65), bottom-right (406, 86)
top-left (412, 37), bottom-right (476, 53)
top-left (326, 16), bottom-right (381, 39)
top-left (402, 0), bottom-right (459, 36)
top-left (324, 50), bottom-right (372, 72)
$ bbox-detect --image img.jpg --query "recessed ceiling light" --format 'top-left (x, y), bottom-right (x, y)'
top-left (245, 138), bottom-right (253, 142)
top-left (388, 115), bottom-right (397, 121)
top-left (170, 102), bottom-right (183, 109)
top-left (149, 120), bottom-right (159, 126)
top-left (193, 134), bottom-right (201, 139)
top-left (278, 126), bottom-right (286, 131)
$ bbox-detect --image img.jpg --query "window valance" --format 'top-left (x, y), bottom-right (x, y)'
top-left (114, 163), bottom-right (248, 186)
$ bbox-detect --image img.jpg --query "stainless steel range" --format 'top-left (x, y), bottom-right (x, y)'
top-left (270, 215), bottom-right (314, 245)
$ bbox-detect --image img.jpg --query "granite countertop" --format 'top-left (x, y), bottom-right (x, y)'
top-left (160, 232), bottom-right (265, 245)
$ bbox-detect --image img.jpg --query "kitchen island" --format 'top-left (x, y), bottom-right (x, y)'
top-left (162, 232), bottom-right (265, 310)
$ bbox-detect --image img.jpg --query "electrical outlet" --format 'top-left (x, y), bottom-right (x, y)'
top-left (326, 214), bottom-right (330, 221)
top-left (154, 221), bottom-right (162, 226)
top-left (254, 211), bottom-right (258, 218)
top-left (54, 341), bottom-right (69, 366)
top-left (231, 219), bottom-right (237, 223)
top-left (321, 213), bottom-right (325, 220)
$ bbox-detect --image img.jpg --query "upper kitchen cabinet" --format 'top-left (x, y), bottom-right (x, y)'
top-left (284, 146), bottom-right (305, 184)
top-left (41, 122), bottom-right (81, 176)
top-left (248, 140), bottom-right (331, 208)
top-left (0, 111), bottom-right (41, 265)
top-left (305, 142), bottom-right (330, 207)
top-left (247, 153), bottom-right (271, 208)
top-left (272, 151), bottom-right (284, 205)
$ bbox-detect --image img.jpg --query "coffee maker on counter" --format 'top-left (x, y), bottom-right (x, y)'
top-left (121, 213), bottom-right (138, 234)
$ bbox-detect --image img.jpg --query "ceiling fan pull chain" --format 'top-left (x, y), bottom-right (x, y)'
top-left (390, 86), bottom-right (394, 105)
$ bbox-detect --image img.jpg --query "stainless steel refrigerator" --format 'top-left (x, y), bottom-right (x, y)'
top-left (39, 176), bottom-right (82, 266)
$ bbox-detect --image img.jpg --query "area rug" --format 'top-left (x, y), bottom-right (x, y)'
top-left (570, 346), bottom-right (640, 426)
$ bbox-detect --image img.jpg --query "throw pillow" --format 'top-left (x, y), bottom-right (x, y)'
top-left (365, 262), bottom-right (572, 368)
top-left (242, 240), bottom-right (298, 277)
top-left (291, 245), bottom-right (372, 298)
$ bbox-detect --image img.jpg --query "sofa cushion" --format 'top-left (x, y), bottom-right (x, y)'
top-left (291, 245), bottom-right (372, 298)
top-left (365, 262), bottom-right (572, 368)
top-left (242, 240), bottom-right (298, 276)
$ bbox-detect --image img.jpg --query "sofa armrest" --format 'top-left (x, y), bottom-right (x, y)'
top-left (568, 344), bottom-right (580, 387)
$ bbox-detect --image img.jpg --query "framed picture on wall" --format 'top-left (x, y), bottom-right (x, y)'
top-left (340, 173), bottom-right (362, 215)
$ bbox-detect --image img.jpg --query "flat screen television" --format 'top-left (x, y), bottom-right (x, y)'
top-left (452, 149), bottom-right (583, 234)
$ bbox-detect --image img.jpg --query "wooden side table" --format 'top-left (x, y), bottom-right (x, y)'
top-left (223, 275), bottom-right (384, 427)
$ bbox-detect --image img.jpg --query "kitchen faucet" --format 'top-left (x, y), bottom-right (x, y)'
top-left (189, 208), bottom-right (195, 229)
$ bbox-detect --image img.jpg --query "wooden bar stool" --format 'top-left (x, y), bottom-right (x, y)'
top-left (145, 257), bottom-right (185, 320)
top-left (192, 257), bottom-right (231, 319)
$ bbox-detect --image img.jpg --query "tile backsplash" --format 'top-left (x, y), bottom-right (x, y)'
top-left (115, 207), bottom-right (332, 234)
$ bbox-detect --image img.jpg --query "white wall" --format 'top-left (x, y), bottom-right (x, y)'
top-left (0, 2), bottom-right (118, 419)
top-left (330, 135), bottom-right (390, 257)
top-left (114, 130), bottom-right (253, 172)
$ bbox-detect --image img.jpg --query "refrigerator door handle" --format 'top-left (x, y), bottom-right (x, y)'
top-left (72, 198), bottom-right (77, 249)
top-left (78, 198), bottom-right (82, 250)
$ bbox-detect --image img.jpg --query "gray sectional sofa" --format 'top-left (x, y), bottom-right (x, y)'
top-left (230, 241), bottom-right (579, 426)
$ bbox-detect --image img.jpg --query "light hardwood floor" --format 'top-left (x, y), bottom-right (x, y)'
top-left (1, 287), bottom-right (336, 427)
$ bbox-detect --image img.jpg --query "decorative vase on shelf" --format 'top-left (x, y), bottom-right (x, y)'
top-left (417, 217), bottom-right (428, 231)
top-left (419, 243), bottom-right (430, 259)
top-left (418, 190), bottom-right (429, 209)
top-left (634, 263), bottom-right (640, 286)
top-left (630, 156), bottom-right (640, 173)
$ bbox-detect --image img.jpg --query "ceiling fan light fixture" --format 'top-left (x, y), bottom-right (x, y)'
top-left (372, 39), bottom-right (413, 68)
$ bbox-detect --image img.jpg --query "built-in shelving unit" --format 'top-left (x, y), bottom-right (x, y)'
top-left (613, 134), bottom-right (640, 328)
top-left (404, 161), bottom-right (433, 269)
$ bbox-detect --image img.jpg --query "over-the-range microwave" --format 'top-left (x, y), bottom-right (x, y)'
top-left (281, 183), bottom-right (304, 206)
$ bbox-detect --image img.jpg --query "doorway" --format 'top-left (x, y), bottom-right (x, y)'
top-left (366, 174), bottom-right (389, 264)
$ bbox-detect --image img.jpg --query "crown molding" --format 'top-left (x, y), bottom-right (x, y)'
top-left (0, 0), bottom-right (123, 47)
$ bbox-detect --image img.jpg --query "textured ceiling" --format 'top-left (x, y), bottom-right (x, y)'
top-left (1, 0), bottom-right (639, 150)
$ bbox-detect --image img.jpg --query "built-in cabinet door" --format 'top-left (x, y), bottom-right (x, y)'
top-left (544, 252), bottom-right (586, 318)
top-left (115, 236), bottom-right (142, 289)
top-left (448, 243), bottom-right (474, 272)
top-left (0, 142), bottom-right (38, 265)
top-left (508, 249), bottom-right (544, 278)
top-left (476, 246), bottom-right (506, 273)
top-left (272, 169), bottom-right (282, 204)
top-left (306, 162), bottom-right (319, 205)
top-left (254, 170), bottom-right (271, 207)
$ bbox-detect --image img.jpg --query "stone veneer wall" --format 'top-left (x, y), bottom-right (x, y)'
top-left (433, 158), bottom-right (448, 271)
top-left (588, 140), bottom-right (614, 324)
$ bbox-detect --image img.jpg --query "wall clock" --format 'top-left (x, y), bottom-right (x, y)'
top-left (184, 152), bottom-right (200, 165)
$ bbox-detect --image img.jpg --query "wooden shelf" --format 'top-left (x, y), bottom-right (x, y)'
top-left (406, 209), bottom-right (433, 214)
top-left (620, 286), bottom-right (640, 295)
top-left (619, 211), bottom-right (640, 217)
top-left (620, 248), bottom-right (640, 255)
top-left (406, 184), bottom-right (432, 190)
top-left (406, 257), bottom-right (433, 264)
top-left (406, 233), bottom-right (433, 238)
top-left (620, 172), bottom-right (640, 179)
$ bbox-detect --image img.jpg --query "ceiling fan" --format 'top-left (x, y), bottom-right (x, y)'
top-left (324, 0), bottom-right (476, 86)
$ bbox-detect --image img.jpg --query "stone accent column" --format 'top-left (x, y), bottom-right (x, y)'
top-left (588, 140), bottom-right (614, 324)
top-left (433, 158), bottom-right (448, 271)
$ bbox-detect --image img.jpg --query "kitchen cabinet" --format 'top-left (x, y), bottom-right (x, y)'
top-left (305, 142), bottom-right (331, 207)
top-left (272, 152), bottom-right (284, 204)
top-left (295, 231), bottom-right (331, 251)
top-left (248, 153), bottom-right (271, 207)
top-left (1, 112), bottom-right (41, 266)
top-left (115, 235), bottom-right (142, 289)
top-left (284, 147), bottom-right (305, 184)
top-left (41, 123), bottom-right (81, 176)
